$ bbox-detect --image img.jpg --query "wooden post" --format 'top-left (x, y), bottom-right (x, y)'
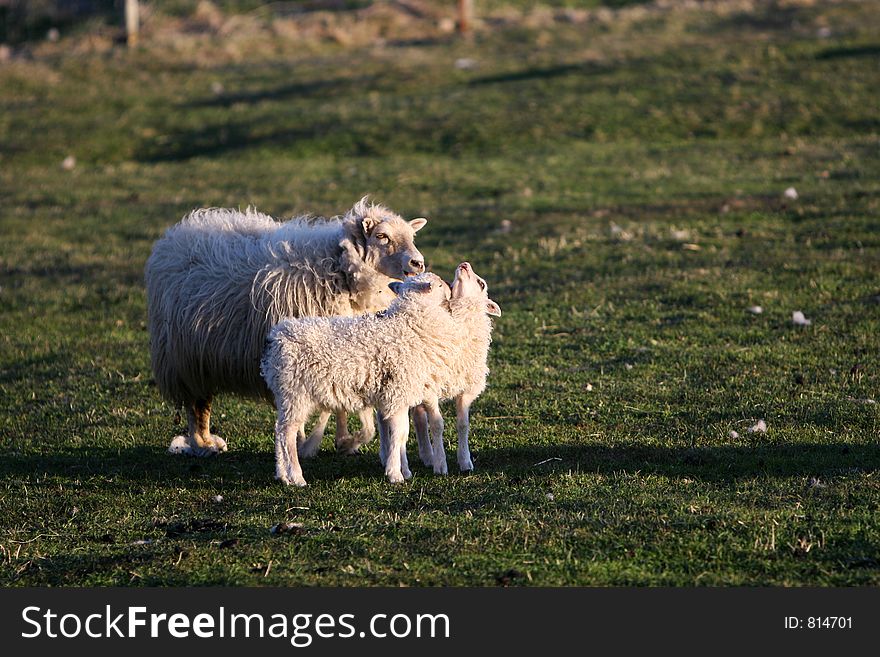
top-left (125, 0), bottom-right (139, 47)
top-left (457, 0), bottom-right (473, 34)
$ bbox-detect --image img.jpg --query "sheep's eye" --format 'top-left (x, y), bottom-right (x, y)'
top-left (375, 233), bottom-right (388, 242)
top-left (478, 280), bottom-right (486, 290)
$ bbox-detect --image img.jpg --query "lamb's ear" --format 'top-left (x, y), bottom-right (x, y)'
top-left (486, 299), bottom-right (502, 317)
top-left (410, 281), bottom-right (432, 294)
top-left (388, 281), bottom-right (404, 296)
top-left (409, 218), bottom-right (427, 233)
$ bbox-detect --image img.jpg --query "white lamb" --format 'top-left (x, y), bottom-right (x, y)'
top-left (379, 262), bottom-right (501, 475)
top-left (261, 273), bottom-right (456, 486)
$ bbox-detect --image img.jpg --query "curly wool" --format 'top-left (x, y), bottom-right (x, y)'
top-left (145, 199), bottom-right (407, 406)
top-left (261, 288), bottom-right (458, 423)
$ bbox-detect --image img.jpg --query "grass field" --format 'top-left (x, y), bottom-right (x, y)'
top-left (1, 0), bottom-right (879, 586)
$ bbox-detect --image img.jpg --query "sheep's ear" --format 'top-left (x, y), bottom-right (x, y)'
top-left (409, 218), bottom-right (427, 233)
top-left (388, 281), bottom-right (404, 296)
top-left (362, 215), bottom-right (380, 237)
top-left (486, 299), bottom-right (502, 317)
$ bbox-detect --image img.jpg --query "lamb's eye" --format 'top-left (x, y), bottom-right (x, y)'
top-left (478, 280), bottom-right (486, 290)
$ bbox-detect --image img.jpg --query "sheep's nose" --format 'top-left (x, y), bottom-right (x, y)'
top-left (409, 258), bottom-right (425, 272)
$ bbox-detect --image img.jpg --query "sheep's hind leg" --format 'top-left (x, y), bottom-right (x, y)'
top-left (411, 404), bottom-right (434, 466)
top-left (456, 393), bottom-right (477, 472)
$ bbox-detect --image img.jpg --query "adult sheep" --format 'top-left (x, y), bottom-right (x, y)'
top-left (145, 197), bottom-right (427, 456)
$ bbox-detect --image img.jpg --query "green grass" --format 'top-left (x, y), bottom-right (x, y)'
top-left (1, 0), bottom-right (879, 586)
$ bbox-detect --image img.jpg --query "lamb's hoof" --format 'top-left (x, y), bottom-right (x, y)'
top-left (386, 471), bottom-right (405, 484)
top-left (402, 465), bottom-right (413, 480)
top-left (335, 436), bottom-right (360, 455)
top-left (433, 461), bottom-right (449, 476)
top-left (278, 470), bottom-right (307, 487)
top-left (212, 435), bottom-right (228, 452)
top-left (418, 448), bottom-right (435, 467)
top-left (459, 459), bottom-right (474, 473)
top-left (297, 440), bottom-right (321, 459)
top-left (353, 430), bottom-right (373, 447)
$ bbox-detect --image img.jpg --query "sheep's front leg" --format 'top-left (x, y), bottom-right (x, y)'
top-left (456, 392), bottom-right (478, 472)
top-left (411, 404), bottom-right (434, 466)
top-left (423, 398), bottom-right (447, 475)
top-left (383, 409), bottom-right (411, 484)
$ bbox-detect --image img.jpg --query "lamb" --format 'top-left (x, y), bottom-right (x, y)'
top-left (425, 262), bottom-right (500, 475)
top-left (145, 197), bottom-right (427, 457)
top-left (378, 262), bottom-right (501, 475)
top-left (261, 273), bottom-right (455, 486)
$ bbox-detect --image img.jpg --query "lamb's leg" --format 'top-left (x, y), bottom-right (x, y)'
top-left (383, 409), bottom-right (410, 484)
top-left (356, 408), bottom-right (376, 448)
top-left (378, 411), bottom-right (388, 466)
top-left (332, 409), bottom-right (354, 453)
top-left (400, 440), bottom-right (412, 480)
top-left (305, 410), bottom-right (331, 449)
top-left (274, 415), bottom-right (291, 483)
top-left (275, 406), bottom-right (307, 487)
top-left (298, 409), bottom-right (330, 459)
top-left (423, 398), bottom-right (447, 475)
top-left (177, 398), bottom-right (227, 456)
top-left (339, 408), bottom-right (375, 455)
top-left (411, 404), bottom-right (434, 466)
top-left (456, 392), bottom-right (478, 472)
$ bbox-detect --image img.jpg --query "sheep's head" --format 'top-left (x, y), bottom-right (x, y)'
top-left (451, 262), bottom-right (501, 317)
top-left (389, 272), bottom-right (450, 307)
top-left (346, 197), bottom-right (427, 280)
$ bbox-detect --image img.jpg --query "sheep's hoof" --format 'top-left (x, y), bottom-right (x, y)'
top-left (167, 435), bottom-right (226, 456)
top-left (433, 461), bottom-right (449, 476)
top-left (167, 435), bottom-right (191, 455)
top-left (459, 460), bottom-right (474, 473)
top-left (386, 471), bottom-right (405, 484)
top-left (418, 447), bottom-right (435, 467)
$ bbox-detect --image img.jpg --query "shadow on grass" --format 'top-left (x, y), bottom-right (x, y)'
top-left (816, 44), bottom-right (880, 60)
top-left (138, 119), bottom-right (337, 162)
top-left (3, 441), bottom-right (877, 486)
top-left (184, 75), bottom-right (376, 109)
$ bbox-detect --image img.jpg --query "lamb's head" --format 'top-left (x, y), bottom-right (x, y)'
top-left (342, 197), bottom-right (427, 281)
top-left (451, 262), bottom-right (501, 316)
top-left (388, 272), bottom-right (451, 308)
